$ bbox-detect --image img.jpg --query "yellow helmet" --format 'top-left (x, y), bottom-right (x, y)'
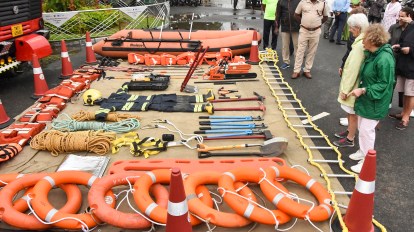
top-left (82, 89), bottom-right (102, 106)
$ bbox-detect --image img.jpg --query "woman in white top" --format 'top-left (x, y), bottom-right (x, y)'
top-left (382, 0), bottom-right (402, 31)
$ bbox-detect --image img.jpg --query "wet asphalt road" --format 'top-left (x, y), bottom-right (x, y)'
top-left (0, 6), bottom-right (412, 232)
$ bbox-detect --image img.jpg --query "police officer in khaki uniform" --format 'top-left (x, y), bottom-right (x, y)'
top-left (292, 0), bottom-right (329, 79)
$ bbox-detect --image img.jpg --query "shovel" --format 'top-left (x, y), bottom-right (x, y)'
top-left (197, 137), bottom-right (288, 158)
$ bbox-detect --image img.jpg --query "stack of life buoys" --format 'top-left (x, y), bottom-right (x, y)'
top-left (0, 164), bottom-right (334, 231)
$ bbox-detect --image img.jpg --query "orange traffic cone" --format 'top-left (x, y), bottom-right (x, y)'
top-left (60, 40), bottom-right (73, 79)
top-left (32, 54), bottom-right (49, 99)
top-left (0, 99), bottom-right (13, 129)
top-left (248, 30), bottom-right (260, 64)
top-left (85, 31), bottom-right (98, 64)
top-left (332, 150), bottom-right (376, 232)
top-left (166, 168), bottom-right (192, 232)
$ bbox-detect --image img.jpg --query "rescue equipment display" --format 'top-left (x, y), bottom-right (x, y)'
top-left (92, 29), bottom-right (261, 58)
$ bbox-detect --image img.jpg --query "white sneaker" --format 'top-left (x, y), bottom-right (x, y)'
top-left (389, 103), bottom-right (392, 109)
top-left (339, 118), bottom-right (348, 126)
top-left (349, 150), bottom-right (365, 161)
top-left (410, 110), bottom-right (414, 118)
top-left (351, 159), bottom-right (364, 173)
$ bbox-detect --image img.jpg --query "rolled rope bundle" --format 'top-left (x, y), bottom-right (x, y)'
top-left (30, 130), bottom-right (116, 156)
top-left (72, 110), bottom-right (141, 122)
top-left (52, 114), bottom-right (140, 133)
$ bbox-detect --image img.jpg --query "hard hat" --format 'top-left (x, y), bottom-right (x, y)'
top-left (83, 89), bottom-right (102, 106)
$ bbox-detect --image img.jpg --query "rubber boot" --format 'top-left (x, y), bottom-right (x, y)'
top-left (203, 89), bottom-right (215, 101)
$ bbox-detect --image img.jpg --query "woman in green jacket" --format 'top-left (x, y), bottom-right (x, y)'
top-left (334, 13), bottom-right (369, 148)
top-left (348, 24), bottom-right (395, 173)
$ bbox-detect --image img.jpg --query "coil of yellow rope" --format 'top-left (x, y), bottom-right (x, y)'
top-left (30, 130), bottom-right (116, 156)
top-left (71, 110), bottom-right (141, 122)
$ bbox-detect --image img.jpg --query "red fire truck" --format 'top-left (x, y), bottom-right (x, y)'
top-left (0, 0), bottom-right (52, 75)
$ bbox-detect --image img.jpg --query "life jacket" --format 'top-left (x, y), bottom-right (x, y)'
top-left (0, 123), bottom-right (45, 145)
top-left (0, 143), bottom-right (23, 163)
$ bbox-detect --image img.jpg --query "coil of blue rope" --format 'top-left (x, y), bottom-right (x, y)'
top-left (52, 114), bottom-right (140, 133)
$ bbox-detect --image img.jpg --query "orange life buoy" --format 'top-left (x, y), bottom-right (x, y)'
top-left (30, 171), bottom-right (116, 230)
top-left (260, 166), bottom-right (333, 221)
top-left (184, 170), bottom-right (259, 228)
top-left (0, 173), bottom-right (82, 230)
top-left (88, 172), bottom-right (169, 229)
top-left (0, 173), bottom-right (30, 212)
top-left (218, 167), bottom-right (291, 225)
top-left (133, 169), bottom-right (213, 225)
top-left (0, 173), bottom-right (24, 187)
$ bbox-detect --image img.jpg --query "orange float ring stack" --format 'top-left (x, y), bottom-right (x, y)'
top-left (0, 173), bottom-right (82, 230)
top-left (133, 169), bottom-right (214, 226)
top-left (218, 167), bottom-right (291, 226)
top-left (30, 171), bottom-right (116, 230)
top-left (260, 166), bottom-right (333, 222)
top-left (184, 170), bottom-right (258, 228)
top-left (88, 172), bottom-right (169, 229)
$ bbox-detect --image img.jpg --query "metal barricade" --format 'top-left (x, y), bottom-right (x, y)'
top-left (43, 1), bottom-right (170, 41)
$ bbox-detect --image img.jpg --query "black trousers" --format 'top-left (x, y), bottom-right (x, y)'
top-left (233, 0), bottom-right (238, 9)
top-left (368, 15), bottom-right (381, 23)
top-left (263, 19), bottom-right (278, 50)
top-left (329, 12), bottom-right (347, 43)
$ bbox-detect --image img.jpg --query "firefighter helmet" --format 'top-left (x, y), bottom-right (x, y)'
top-left (83, 89), bottom-right (102, 106)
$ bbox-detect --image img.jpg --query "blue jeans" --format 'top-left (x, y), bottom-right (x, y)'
top-left (329, 12), bottom-right (347, 42)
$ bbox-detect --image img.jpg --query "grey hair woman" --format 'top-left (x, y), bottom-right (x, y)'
top-left (333, 13), bottom-right (369, 150)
